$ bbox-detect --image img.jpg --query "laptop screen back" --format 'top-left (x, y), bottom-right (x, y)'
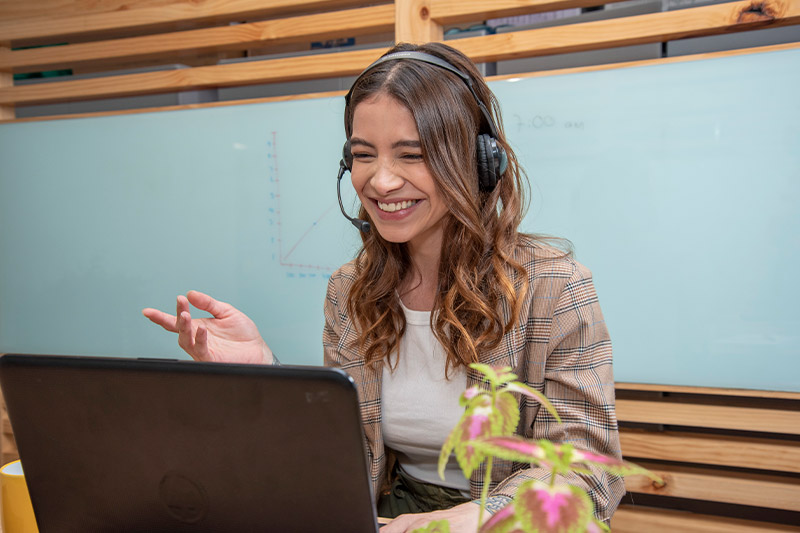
top-left (0, 354), bottom-right (379, 532)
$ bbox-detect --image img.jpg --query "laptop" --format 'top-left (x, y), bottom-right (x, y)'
top-left (0, 354), bottom-right (381, 532)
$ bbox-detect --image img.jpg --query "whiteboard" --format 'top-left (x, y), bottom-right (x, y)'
top-left (1, 47), bottom-right (798, 391)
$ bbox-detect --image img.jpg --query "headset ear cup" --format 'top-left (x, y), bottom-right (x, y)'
top-left (342, 140), bottom-right (353, 170)
top-left (476, 134), bottom-right (497, 191)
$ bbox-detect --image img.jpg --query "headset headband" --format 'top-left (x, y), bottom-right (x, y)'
top-left (345, 50), bottom-right (500, 139)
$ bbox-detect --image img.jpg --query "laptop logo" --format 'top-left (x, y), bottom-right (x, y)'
top-left (159, 471), bottom-right (209, 524)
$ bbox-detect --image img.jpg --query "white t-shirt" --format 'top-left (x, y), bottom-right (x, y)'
top-left (381, 300), bottom-right (470, 492)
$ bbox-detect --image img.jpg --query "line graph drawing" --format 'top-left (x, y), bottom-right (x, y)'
top-left (267, 132), bottom-right (354, 274)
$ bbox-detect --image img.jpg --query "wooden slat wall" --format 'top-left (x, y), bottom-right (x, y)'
top-left (0, 5), bottom-right (395, 74)
top-left (612, 386), bottom-right (800, 531)
top-left (1, 0), bottom-right (799, 119)
top-left (446, 0), bottom-right (800, 63)
top-left (0, 0), bottom-right (378, 45)
top-left (613, 506), bottom-right (800, 533)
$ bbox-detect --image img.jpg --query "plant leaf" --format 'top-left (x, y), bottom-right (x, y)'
top-left (440, 397), bottom-right (495, 478)
top-left (588, 519), bottom-right (610, 533)
top-left (513, 480), bottom-right (594, 533)
top-left (570, 449), bottom-right (663, 482)
top-left (438, 419), bottom-right (460, 480)
top-left (492, 366), bottom-right (520, 387)
top-left (469, 436), bottom-right (548, 466)
top-left (470, 363), bottom-right (502, 386)
top-left (492, 391), bottom-right (521, 436)
top-left (460, 385), bottom-right (484, 406)
top-left (478, 504), bottom-right (525, 533)
top-left (503, 382), bottom-right (562, 424)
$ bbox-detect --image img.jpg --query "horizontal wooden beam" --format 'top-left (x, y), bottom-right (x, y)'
top-left (0, 0), bottom-right (382, 47)
top-left (612, 505), bottom-right (800, 533)
top-left (616, 399), bottom-right (800, 435)
top-left (0, 47), bottom-right (388, 107)
top-left (429, 0), bottom-right (608, 25)
top-left (624, 462), bottom-right (800, 512)
top-left (616, 382), bottom-right (800, 400)
top-left (0, 5), bottom-right (394, 74)
top-left (0, 61), bottom-right (12, 120)
top-left (446, 0), bottom-right (800, 63)
top-left (619, 429), bottom-right (800, 474)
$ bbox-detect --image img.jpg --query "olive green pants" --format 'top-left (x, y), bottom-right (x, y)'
top-left (377, 467), bottom-right (471, 519)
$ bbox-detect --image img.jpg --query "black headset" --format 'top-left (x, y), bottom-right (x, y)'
top-left (337, 51), bottom-right (509, 233)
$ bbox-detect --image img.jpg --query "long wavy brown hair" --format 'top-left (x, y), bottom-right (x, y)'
top-left (344, 42), bottom-right (535, 372)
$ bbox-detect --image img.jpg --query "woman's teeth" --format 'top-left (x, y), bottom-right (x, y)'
top-left (377, 200), bottom-right (418, 212)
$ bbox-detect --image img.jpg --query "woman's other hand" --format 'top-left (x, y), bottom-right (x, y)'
top-left (142, 290), bottom-right (273, 365)
top-left (380, 502), bottom-right (481, 533)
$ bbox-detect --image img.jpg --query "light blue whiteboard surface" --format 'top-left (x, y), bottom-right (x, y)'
top-left (1, 48), bottom-right (798, 391)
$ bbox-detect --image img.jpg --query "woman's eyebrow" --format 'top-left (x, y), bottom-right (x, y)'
top-left (349, 138), bottom-right (421, 149)
top-left (349, 137), bottom-right (374, 148)
top-left (392, 140), bottom-right (421, 149)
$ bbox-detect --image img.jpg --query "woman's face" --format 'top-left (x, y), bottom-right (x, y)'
top-left (349, 93), bottom-right (449, 253)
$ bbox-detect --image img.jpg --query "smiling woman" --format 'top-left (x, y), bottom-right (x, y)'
top-left (144, 42), bottom-right (624, 533)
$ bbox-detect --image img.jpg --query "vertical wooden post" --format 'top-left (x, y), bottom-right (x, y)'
top-left (0, 47), bottom-right (14, 121)
top-left (395, 0), bottom-right (443, 44)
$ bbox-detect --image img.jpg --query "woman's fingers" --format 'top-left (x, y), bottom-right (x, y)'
top-left (141, 308), bottom-right (178, 333)
top-left (186, 290), bottom-right (231, 319)
top-left (176, 294), bottom-right (192, 318)
top-left (194, 325), bottom-right (211, 361)
top-left (144, 292), bottom-right (233, 362)
top-left (176, 310), bottom-right (196, 354)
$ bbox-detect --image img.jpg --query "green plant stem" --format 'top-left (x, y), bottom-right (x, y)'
top-left (478, 456), bottom-right (493, 529)
top-left (477, 379), bottom-right (498, 530)
top-left (549, 467), bottom-right (557, 488)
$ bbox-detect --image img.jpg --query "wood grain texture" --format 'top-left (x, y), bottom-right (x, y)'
top-left (395, 0), bottom-right (443, 44)
top-left (0, 59), bottom-right (13, 120)
top-left (0, 0), bottom-right (382, 46)
top-left (0, 0), bottom-right (177, 21)
top-left (429, 0), bottom-right (609, 25)
top-left (3, 41), bottom-right (799, 123)
top-left (0, 5), bottom-right (394, 74)
top-left (616, 399), bottom-right (800, 435)
top-left (616, 382), bottom-right (800, 400)
top-left (0, 47), bottom-right (388, 107)
top-left (619, 429), bottom-right (800, 473)
top-left (624, 462), bottom-right (800, 511)
top-left (612, 505), bottom-right (800, 532)
top-left (445, 0), bottom-right (800, 63)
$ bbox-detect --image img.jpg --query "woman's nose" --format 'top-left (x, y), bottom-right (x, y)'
top-left (370, 160), bottom-right (404, 195)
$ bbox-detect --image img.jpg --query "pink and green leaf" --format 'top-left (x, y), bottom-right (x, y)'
top-left (469, 436), bottom-right (548, 465)
top-left (514, 480), bottom-right (594, 533)
top-left (570, 449), bottom-right (663, 482)
top-left (440, 398), bottom-right (494, 478)
top-left (460, 385), bottom-right (484, 406)
top-left (503, 382), bottom-right (561, 423)
top-left (479, 504), bottom-right (525, 533)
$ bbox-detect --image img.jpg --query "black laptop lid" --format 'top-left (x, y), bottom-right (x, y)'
top-left (0, 354), bottom-right (379, 532)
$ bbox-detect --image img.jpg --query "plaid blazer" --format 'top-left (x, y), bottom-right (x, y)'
top-left (322, 238), bottom-right (625, 521)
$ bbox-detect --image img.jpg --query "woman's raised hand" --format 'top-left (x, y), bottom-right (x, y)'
top-left (142, 290), bottom-right (273, 365)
